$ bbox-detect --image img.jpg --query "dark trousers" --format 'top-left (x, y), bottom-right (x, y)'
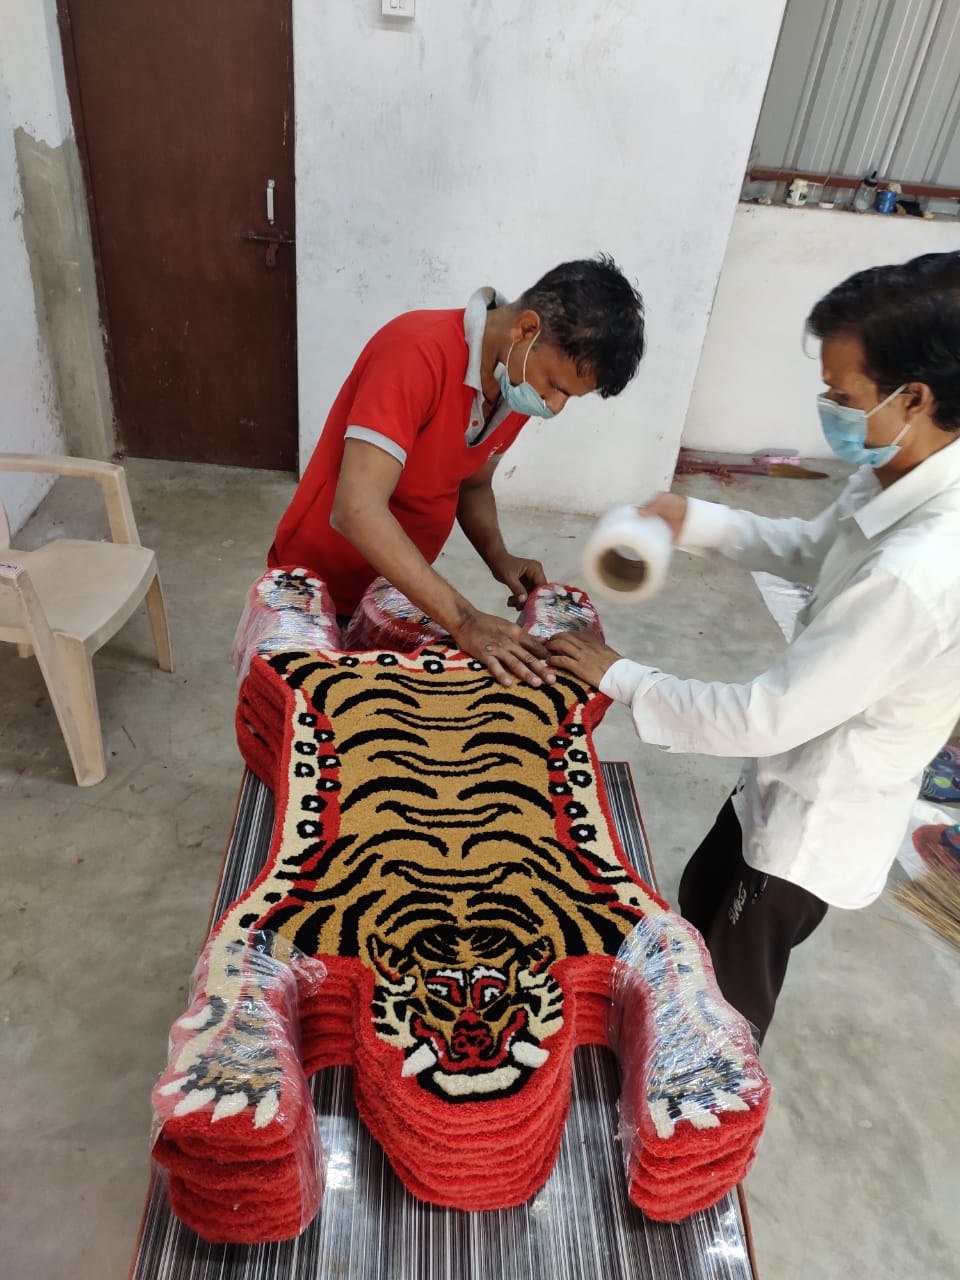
top-left (678, 798), bottom-right (828, 1045)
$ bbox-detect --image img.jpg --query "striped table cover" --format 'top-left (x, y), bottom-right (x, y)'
top-left (130, 764), bottom-right (758, 1280)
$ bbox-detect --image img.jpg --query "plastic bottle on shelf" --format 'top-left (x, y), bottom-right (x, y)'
top-left (786, 177), bottom-right (809, 207)
top-left (853, 170), bottom-right (879, 213)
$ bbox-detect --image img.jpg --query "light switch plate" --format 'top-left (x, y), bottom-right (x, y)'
top-left (382, 0), bottom-right (415, 15)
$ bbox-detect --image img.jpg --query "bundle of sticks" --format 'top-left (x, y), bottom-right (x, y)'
top-left (893, 822), bottom-right (960, 952)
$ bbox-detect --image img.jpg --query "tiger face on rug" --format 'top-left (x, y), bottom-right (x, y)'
top-left (368, 924), bottom-right (563, 1098)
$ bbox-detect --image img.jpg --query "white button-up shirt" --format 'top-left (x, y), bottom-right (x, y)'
top-left (600, 440), bottom-right (960, 908)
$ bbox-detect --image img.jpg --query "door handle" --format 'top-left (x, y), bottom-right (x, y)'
top-left (242, 233), bottom-right (295, 245)
top-left (266, 179), bottom-right (276, 225)
top-left (242, 231), bottom-right (295, 269)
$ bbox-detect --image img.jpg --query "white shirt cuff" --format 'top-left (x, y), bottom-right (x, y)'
top-left (599, 658), bottom-right (693, 751)
top-left (599, 657), bottom-right (653, 704)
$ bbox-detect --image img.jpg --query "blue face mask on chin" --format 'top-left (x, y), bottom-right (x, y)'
top-left (499, 332), bottom-right (555, 419)
top-left (817, 384), bottom-right (909, 467)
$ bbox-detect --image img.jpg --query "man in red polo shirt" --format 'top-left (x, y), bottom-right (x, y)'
top-left (270, 256), bottom-right (645, 686)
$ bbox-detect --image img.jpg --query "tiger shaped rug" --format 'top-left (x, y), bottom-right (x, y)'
top-left (151, 572), bottom-right (770, 1244)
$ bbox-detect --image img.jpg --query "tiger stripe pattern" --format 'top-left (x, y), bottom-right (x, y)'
top-left (203, 645), bottom-right (665, 1101)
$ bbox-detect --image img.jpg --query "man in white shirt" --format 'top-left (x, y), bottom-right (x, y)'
top-left (548, 250), bottom-right (960, 1042)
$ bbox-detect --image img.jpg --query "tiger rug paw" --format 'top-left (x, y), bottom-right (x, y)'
top-left (151, 933), bottom-right (327, 1242)
top-left (611, 915), bottom-right (770, 1220)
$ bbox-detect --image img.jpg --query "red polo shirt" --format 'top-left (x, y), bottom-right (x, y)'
top-left (269, 308), bottom-right (528, 615)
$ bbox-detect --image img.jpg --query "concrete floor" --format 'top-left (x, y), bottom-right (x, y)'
top-left (1, 458), bottom-right (958, 1279)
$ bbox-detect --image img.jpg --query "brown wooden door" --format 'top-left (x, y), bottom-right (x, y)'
top-left (59, 1), bottom-right (298, 470)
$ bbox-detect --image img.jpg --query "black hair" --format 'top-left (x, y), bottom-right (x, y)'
top-left (517, 254), bottom-right (645, 398)
top-left (807, 251), bottom-right (960, 432)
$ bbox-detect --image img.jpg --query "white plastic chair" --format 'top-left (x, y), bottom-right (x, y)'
top-left (0, 454), bottom-right (173, 786)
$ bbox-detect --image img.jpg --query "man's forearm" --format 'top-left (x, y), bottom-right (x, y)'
top-left (457, 480), bottom-right (507, 567)
top-left (334, 503), bottom-right (476, 633)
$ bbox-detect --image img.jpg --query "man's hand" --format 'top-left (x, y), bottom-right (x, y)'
top-left (636, 492), bottom-right (688, 543)
top-left (487, 551), bottom-right (548, 609)
top-left (547, 631), bottom-right (624, 689)
top-left (452, 610), bottom-right (555, 688)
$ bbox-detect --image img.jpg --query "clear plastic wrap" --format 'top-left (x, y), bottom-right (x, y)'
top-left (232, 567), bottom-right (342, 680)
top-left (518, 583), bottom-right (605, 641)
top-left (343, 579), bottom-right (605, 653)
top-left (582, 508), bottom-right (673, 605)
top-left (342, 576), bottom-right (450, 652)
top-left (151, 930), bottom-right (328, 1243)
top-left (609, 912), bottom-right (771, 1222)
top-left (750, 570), bottom-right (814, 642)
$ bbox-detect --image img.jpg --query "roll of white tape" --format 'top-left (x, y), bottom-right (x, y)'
top-left (581, 505), bottom-right (673, 604)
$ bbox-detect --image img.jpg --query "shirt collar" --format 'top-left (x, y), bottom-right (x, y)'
top-left (855, 437), bottom-right (960, 538)
top-left (463, 286), bottom-right (507, 392)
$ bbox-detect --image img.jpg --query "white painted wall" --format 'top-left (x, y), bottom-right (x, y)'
top-left (294, 0), bottom-right (787, 512)
top-left (1, 0), bottom-right (72, 145)
top-left (683, 204), bottom-right (960, 458)
top-left (0, 59), bottom-right (63, 535)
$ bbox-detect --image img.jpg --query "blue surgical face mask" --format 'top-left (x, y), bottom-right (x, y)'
top-left (817, 384), bottom-right (910, 467)
top-left (499, 332), bottom-right (555, 419)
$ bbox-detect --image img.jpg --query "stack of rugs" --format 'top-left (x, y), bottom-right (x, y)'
top-left (230, 566), bottom-right (342, 681)
top-left (150, 570), bottom-right (771, 1243)
top-left (613, 916), bottom-right (770, 1219)
top-left (342, 576), bottom-right (451, 651)
top-left (151, 935), bottom-right (328, 1243)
